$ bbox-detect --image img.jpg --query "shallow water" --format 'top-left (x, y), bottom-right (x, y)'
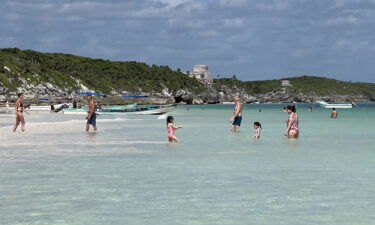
top-left (1, 104), bottom-right (374, 225)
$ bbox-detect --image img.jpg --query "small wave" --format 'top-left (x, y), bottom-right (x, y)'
top-left (99, 117), bottom-right (129, 122)
top-left (157, 114), bottom-right (167, 120)
top-left (28, 119), bottom-right (83, 125)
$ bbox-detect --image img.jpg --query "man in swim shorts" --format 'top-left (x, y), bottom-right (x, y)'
top-left (229, 96), bottom-right (243, 132)
top-left (86, 95), bottom-right (97, 132)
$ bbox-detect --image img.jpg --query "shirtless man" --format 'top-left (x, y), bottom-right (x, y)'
top-left (13, 93), bottom-right (29, 132)
top-left (86, 96), bottom-right (97, 132)
top-left (331, 108), bottom-right (338, 118)
top-left (229, 96), bottom-right (243, 132)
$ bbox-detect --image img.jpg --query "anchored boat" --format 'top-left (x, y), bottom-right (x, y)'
top-left (63, 104), bottom-right (175, 115)
top-left (317, 101), bottom-right (357, 109)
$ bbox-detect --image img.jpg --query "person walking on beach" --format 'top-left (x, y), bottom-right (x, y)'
top-left (331, 108), bottom-right (338, 118)
top-left (285, 105), bottom-right (299, 138)
top-left (13, 93), bottom-right (29, 132)
top-left (86, 95), bottom-right (97, 132)
top-left (253, 122), bottom-right (262, 139)
top-left (167, 116), bottom-right (182, 143)
top-left (229, 96), bottom-right (243, 132)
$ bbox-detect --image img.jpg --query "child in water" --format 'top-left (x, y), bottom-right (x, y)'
top-left (167, 116), bottom-right (182, 143)
top-left (253, 122), bottom-right (262, 139)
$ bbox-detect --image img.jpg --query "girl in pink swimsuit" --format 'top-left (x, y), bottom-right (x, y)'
top-left (167, 116), bottom-right (182, 143)
top-left (285, 105), bottom-right (299, 138)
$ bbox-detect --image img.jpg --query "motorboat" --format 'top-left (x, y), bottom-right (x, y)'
top-left (25, 103), bottom-right (71, 112)
top-left (0, 102), bottom-right (70, 113)
top-left (63, 104), bottom-right (175, 115)
top-left (317, 101), bottom-right (356, 109)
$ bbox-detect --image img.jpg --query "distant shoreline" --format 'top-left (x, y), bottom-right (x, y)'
top-left (1, 48), bottom-right (375, 105)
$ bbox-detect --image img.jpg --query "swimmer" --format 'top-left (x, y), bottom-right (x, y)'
top-left (13, 93), bottom-right (29, 132)
top-left (86, 95), bottom-right (97, 132)
top-left (253, 122), bottom-right (262, 139)
top-left (331, 108), bottom-right (338, 118)
top-left (308, 107), bottom-right (312, 112)
top-left (285, 105), bottom-right (299, 139)
top-left (229, 96), bottom-right (243, 132)
top-left (167, 116), bottom-right (182, 142)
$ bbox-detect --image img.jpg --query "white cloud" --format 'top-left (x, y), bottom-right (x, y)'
top-left (219, 0), bottom-right (249, 8)
top-left (223, 18), bottom-right (245, 28)
top-left (168, 18), bottom-right (207, 29)
top-left (254, 1), bottom-right (290, 11)
top-left (326, 16), bottom-right (358, 25)
top-left (5, 0), bottom-right (205, 22)
top-left (197, 30), bottom-right (220, 38)
top-left (2, 0), bottom-right (375, 82)
top-left (291, 48), bottom-right (316, 58)
top-left (80, 38), bottom-right (119, 58)
top-left (326, 10), bottom-right (359, 25)
top-left (334, 39), bottom-right (375, 51)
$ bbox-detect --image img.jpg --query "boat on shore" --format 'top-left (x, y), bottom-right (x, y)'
top-left (128, 104), bottom-right (175, 115)
top-left (317, 101), bottom-right (357, 109)
top-left (26, 103), bottom-right (71, 112)
top-left (63, 104), bottom-right (175, 115)
top-left (0, 103), bottom-right (71, 114)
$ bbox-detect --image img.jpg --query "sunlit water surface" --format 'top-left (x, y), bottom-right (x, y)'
top-left (1, 104), bottom-right (374, 225)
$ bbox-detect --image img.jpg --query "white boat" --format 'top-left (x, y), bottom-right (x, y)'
top-left (25, 103), bottom-right (71, 112)
top-left (63, 104), bottom-right (175, 115)
top-left (131, 105), bottom-right (175, 115)
top-left (0, 102), bottom-right (69, 113)
top-left (101, 104), bottom-right (137, 111)
top-left (317, 101), bottom-right (356, 109)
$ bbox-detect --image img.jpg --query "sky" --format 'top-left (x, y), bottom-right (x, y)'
top-left (1, 0), bottom-right (375, 83)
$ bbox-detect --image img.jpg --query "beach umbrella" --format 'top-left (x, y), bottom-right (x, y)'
top-left (77, 92), bottom-right (107, 97)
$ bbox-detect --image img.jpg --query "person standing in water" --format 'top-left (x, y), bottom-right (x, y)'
top-left (331, 108), bottom-right (338, 118)
top-left (285, 105), bottom-right (299, 138)
top-left (86, 95), bottom-right (97, 132)
top-left (167, 116), bottom-right (182, 143)
top-left (229, 96), bottom-right (243, 132)
top-left (308, 107), bottom-right (312, 112)
top-left (13, 93), bottom-right (29, 132)
top-left (253, 122), bottom-right (262, 139)
top-left (50, 103), bottom-right (55, 113)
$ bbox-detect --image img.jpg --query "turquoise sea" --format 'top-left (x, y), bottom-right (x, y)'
top-left (0, 103), bottom-right (374, 225)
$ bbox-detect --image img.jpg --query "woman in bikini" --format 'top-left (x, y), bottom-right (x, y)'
top-left (285, 105), bottom-right (299, 139)
top-left (13, 93), bottom-right (28, 132)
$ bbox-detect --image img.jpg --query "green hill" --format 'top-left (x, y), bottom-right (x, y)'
top-left (214, 76), bottom-right (375, 99)
top-left (1, 48), bottom-right (375, 103)
top-left (285, 76), bottom-right (375, 97)
top-left (0, 48), bottom-right (205, 95)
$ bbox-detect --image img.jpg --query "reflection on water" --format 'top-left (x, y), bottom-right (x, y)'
top-left (287, 138), bottom-right (299, 147)
top-left (86, 131), bottom-right (98, 138)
